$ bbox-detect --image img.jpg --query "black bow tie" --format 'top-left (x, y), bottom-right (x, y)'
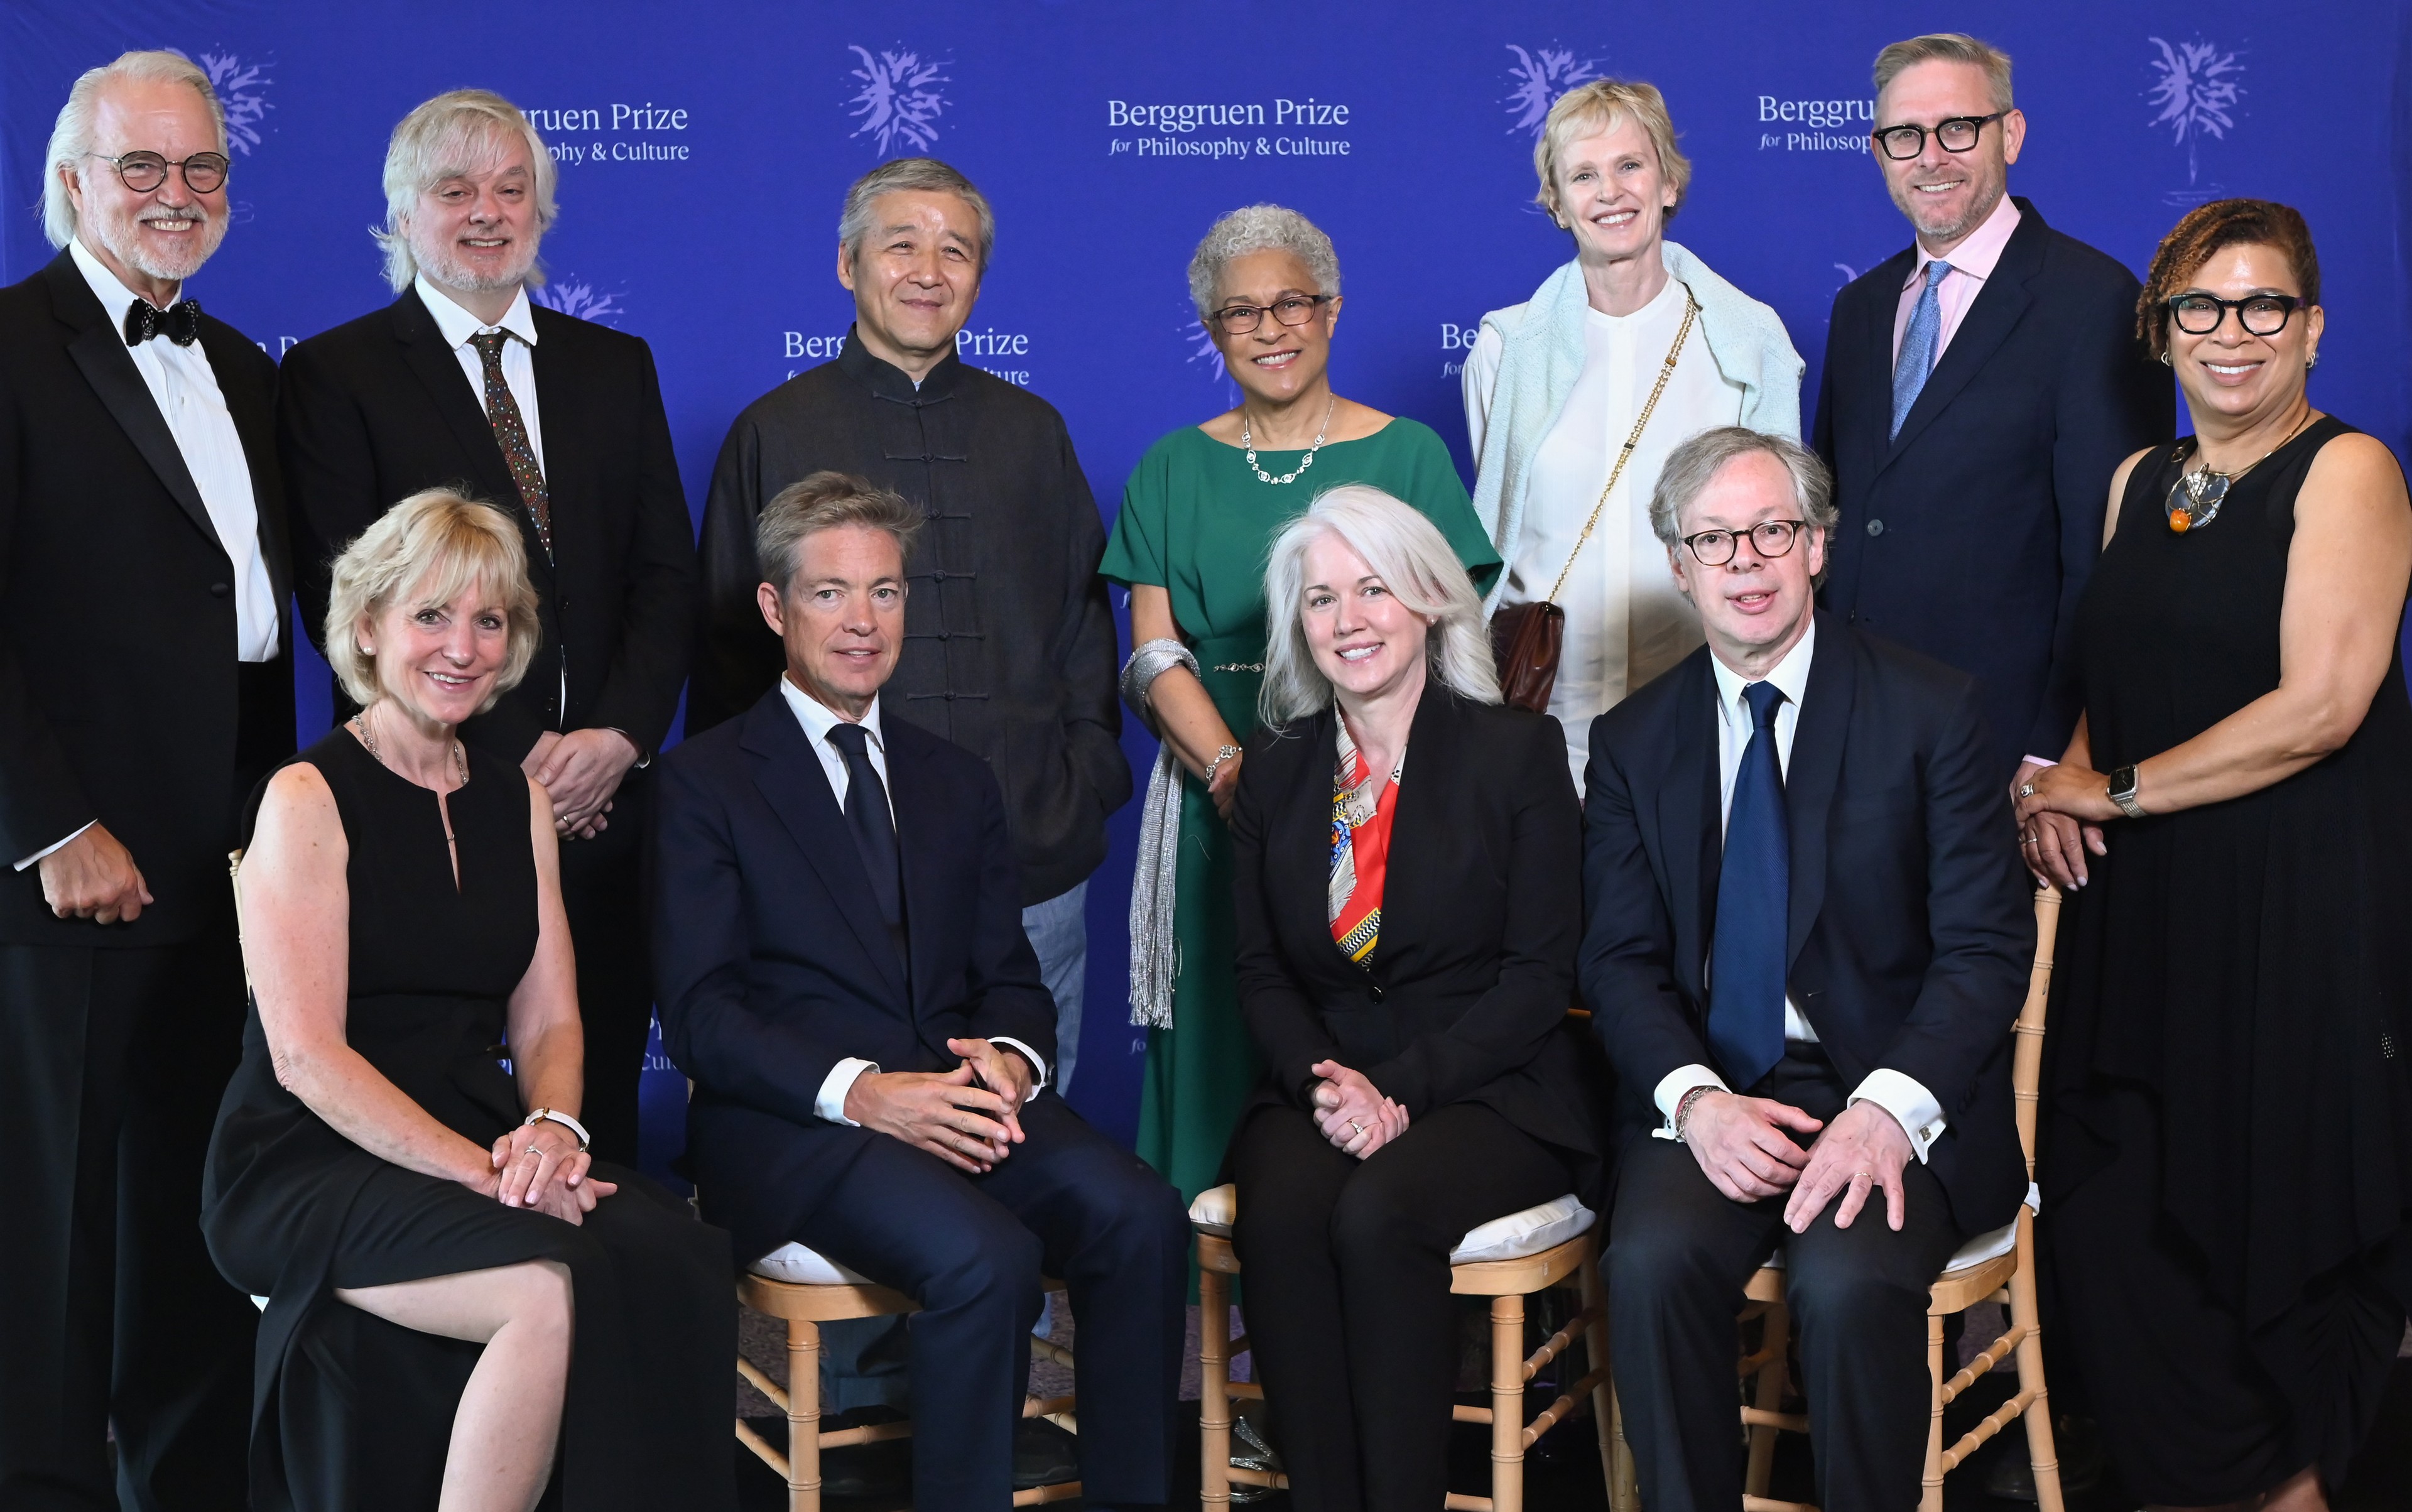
top-left (124, 298), bottom-right (202, 347)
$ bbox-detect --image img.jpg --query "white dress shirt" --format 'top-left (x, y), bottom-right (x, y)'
top-left (1650, 622), bottom-right (1948, 1161)
top-left (20, 244), bottom-right (279, 873)
top-left (777, 677), bottom-right (1051, 1124)
top-left (415, 275), bottom-right (545, 472)
top-left (1466, 275), bottom-right (1746, 790)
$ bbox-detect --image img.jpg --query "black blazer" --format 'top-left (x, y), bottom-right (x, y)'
top-left (649, 687), bottom-right (1055, 1263)
top-left (1232, 688), bottom-right (1604, 1200)
top-left (279, 288), bottom-right (695, 761)
top-left (1580, 616), bottom-right (2033, 1233)
top-left (0, 251), bottom-right (292, 945)
top-left (1813, 198), bottom-right (2172, 777)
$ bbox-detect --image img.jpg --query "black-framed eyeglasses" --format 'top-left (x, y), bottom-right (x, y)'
top-left (86, 150), bottom-right (229, 195)
top-left (1871, 112), bottom-right (2006, 161)
top-left (1207, 294), bottom-right (1333, 335)
top-left (2164, 293), bottom-right (2306, 337)
top-left (1680, 519), bottom-right (1810, 567)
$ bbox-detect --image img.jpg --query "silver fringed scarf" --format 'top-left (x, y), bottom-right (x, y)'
top-left (1121, 638), bottom-right (1200, 1030)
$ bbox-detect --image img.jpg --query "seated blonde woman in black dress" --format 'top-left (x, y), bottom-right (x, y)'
top-left (1223, 486), bottom-right (1600, 1512)
top-left (202, 490), bottom-right (732, 1512)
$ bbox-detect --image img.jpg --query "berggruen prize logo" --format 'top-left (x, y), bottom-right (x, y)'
top-left (1756, 93), bottom-right (1873, 153)
top-left (848, 45), bottom-right (950, 155)
top-left (1105, 97), bottom-right (1352, 160)
top-left (175, 49), bottom-right (272, 154)
top-left (530, 276), bottom-right (627, 326)
top-left (2146, 36), bottom-right (2244, 205)
top-left (1182, 305), bottom-right (1238, 408)
top-left (1502, 45), bottom-right (1602, 138)
top-left (523, 103), bottom-right (693, 165)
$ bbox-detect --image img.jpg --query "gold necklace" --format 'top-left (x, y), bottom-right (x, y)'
top-left (352, 705), bottom-right (470, 844)
top-left (2166, 410), bottom-right (2314, 533)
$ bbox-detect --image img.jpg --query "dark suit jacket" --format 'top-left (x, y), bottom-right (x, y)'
top-left (1813, 198), bottom-right (2172, 777)
top-left (1580, 616), bottom-right (2033, 1232)
top-left (279, 288), bottom-right (695, 761)
top-left (650, 687), bottom-right (1056, 1263)
top-left (0, 251), bottom-right (292, 945)
top-left (1232, 688), bottom-right (1604, 1202)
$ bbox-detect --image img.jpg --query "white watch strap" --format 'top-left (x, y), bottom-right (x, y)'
top-left (524, 1107), bottom-right (590, 1150)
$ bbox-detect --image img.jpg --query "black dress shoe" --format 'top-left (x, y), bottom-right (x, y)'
top-left (1013, 1417), bottom-right (1080, 1491)
top-left (1982, 1411), bottom-right (2104, 1501)
top-left (817, 1405), bottom-right (912, 1500)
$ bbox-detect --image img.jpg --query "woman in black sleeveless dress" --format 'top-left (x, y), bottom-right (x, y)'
top-left (202, 491), bottom-right (732, 1511)
top-left (2018, 203), bottom-right (2412, 1510)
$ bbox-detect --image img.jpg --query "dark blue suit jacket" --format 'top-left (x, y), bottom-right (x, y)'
top-left (1813, 198), bottom-right (2172, 777)
top-left (649, 687), bottom-right (1055, 1264)
top-left (1580, 616), bottom-right (2033, 1234)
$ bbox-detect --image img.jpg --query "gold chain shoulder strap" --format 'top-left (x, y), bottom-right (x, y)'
top-left (1541, 285), bottom-right (1700, 607)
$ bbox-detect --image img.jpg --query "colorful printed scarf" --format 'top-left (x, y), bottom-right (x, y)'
top-left (1328, 717), bottom-right (1403, 965)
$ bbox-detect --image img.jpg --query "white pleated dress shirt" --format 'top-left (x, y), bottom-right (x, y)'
top-left (777, 677), bottom-right (1050, 1125)
top-left (1648, 623), bottom-right (1948, 1162)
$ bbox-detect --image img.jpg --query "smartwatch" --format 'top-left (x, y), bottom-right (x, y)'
top-left (2106, 764), bottom-right (2148, 820)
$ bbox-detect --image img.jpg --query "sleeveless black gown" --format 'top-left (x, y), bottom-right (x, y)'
top-left (2041, 416), bottom-right (2412, 1504)
top-left (201, 731), bottom-right (734, 1510)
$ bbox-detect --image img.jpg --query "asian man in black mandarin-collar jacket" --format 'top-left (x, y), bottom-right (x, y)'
top-left (653, 474), bottom-right (1183, 1512)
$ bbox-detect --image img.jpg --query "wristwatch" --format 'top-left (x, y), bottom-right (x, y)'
top-left (523, 1107), bottom-right (591, 1151)
top-left (2105, 764), bottom-right (2148, 820)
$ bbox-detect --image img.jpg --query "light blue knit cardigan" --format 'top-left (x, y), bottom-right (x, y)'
top-left (1469, 242), bottom-right (1806, 609)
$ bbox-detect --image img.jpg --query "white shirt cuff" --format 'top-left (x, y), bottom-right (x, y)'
top-left (1849, 1069), bottom-right (1947, 1162)
top-left (15, 820), bottom-right (96, 872)
top-left (815, 1058), bottom-right (879, 1125)
top-left (988, 1036), bottom-right (1050, 1095)
top-left (1651, 1064), bottom-right (1729, 1141)
top-left (2020, 756), bottom-right (2059, 771)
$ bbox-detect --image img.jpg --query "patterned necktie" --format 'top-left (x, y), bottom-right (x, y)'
top-left (825, 722), bottom-right (906, 959)
top-left (1889, 259), bottom-right (1953, 440)
top-left (1708, 680), bottom-right (1790, 1091)
top-left (467, 330), bottom-right (551, 559)
top-left (124, 298), bottom-right (202, 347)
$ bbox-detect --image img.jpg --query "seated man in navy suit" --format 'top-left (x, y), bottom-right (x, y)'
top-left (1581, 428), bottom-right (2033, 1512)
top-left (653, 470), bottom-right (1183, 1511)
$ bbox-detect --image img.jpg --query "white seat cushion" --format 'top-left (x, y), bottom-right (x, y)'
top-left (1188, 1183), bottom-right (1597, 1265)
top-left (1759, 1183), bottom-right (2038, 1275)
top-left (749, 1241), bottom-right (877, 1286)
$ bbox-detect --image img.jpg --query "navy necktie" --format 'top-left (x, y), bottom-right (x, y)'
top-left (1890, 259), bottom-right (1953, 440)
top-left (825, 722), bottom-right (905, 955)
top-left (1709, 680), bottom-right (1790, 1091)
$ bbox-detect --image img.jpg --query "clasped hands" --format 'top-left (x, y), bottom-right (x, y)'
top-left (1309, 1059), bottom-right (1408, 1160)
top-left (845, 1038), bottom-right (1036, 1174)
top-left (482, 1117), bottom-right (616, 1226)
top-left (1683, 1091), bottom-right (1915, 1232)
top-left (2010, 759), bottom-right (2112, 891)
top-left (524, 729), bottom-right (641, 839)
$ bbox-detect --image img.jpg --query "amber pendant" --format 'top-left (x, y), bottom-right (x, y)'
top-left (2168, 508), bottom-right (2193, 533)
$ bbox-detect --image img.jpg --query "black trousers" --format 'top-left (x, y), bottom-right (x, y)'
top-left (1227, 1101), bottom-right (1577, 1512)
top-left (793, 1092), bottom-right (1188, 1511)
top-left (0, 930), bottom-right (258, 1512)
top-left (557, 767), bottom-right (651, 1166)
top-left (1606, 1048), bottom-right (1962, 1512)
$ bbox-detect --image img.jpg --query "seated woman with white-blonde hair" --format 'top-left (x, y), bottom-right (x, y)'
top-left (200, 489), bottom-right (734, 1512)
top-left (1222, 484), bottom-right (1604, 1512)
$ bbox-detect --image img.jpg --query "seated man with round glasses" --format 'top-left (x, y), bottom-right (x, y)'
top-left (1582, 426), bottom-right (2034, 1512)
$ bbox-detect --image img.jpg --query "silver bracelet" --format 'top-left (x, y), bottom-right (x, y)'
top-left (1204, 744), bottom-right (1243, 787)
top-left (1673, 1085), bottom-right (1718, 1142)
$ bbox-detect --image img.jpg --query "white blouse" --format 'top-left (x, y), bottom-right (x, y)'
top-left (1465, 275), bottom-right (1746, 789)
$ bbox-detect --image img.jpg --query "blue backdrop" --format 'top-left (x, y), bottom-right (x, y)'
top-left (8, 1), bottom-right (2409, 1182)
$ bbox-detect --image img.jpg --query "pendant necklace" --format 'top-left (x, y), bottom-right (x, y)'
top-left (2165, 410), bottom-right (2314, 533)
top-left (1241, 393), bottom-right (1337, 485)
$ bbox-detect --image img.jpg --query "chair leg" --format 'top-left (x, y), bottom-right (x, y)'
top-left (1921, 1312), bottom-right (1945, 1512)
top-left (1199, 1266), bottom-right (1232, 1508)
top-left (1578, 1249), bottom-right (1619, 1507)
top-left (1491, 1293), bottom-right (1526, 1512)
top-left (1743, 1300), bottom-right (1789, 1500)
top-left (788, 1315), bottom-right (822, 1512)
top-left (2009, 1219), bottom-right (2065, 1512)
top-left (1608, 1376), bottom-right (1640, 1512)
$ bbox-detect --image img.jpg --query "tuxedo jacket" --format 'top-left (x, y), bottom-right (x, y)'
top-left (1232, 688), bottom-right (1605, 1202)
top-left (0, 251), bottom-right (292, 945)
top-left (649, 687), bottom-right (1056, 1262)
top-left (278, 288), bottom-right (695, 761)
top-left (1813, 198), bottom-right (2172, 777)
top-left (1580, 615), bottom-right (2033, 1232)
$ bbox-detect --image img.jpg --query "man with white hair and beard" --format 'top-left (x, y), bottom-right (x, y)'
top-left (280, 90), bottom-right (697, 1168)
top-left (0, 50), bottom-right (289, 1508)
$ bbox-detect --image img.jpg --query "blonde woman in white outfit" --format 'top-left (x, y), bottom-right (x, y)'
top-left (1466, 79), bottom-right (1805, 787)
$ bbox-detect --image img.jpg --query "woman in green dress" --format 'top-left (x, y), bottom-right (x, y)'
top-left (1102, 204), bottom-right (1499, 1206)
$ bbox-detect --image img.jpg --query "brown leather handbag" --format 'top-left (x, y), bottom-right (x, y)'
top-left (1487, 290), bottom-right (1698, 715)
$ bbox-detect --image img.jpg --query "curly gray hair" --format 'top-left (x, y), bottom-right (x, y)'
top-left (1187, 204), bottom-right (1340, 322)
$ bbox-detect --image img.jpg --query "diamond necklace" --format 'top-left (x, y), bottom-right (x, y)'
top-left (1241, 393), bottom-right (1337, 485)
